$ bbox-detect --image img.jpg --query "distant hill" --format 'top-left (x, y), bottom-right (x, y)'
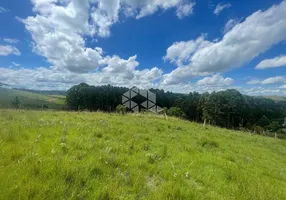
top-left (0, 87), bottom-right (66, 109)
top-left (15, 88), bottom-right (66, 96)
top-left (0, 82), bottom-right (13, 89)
top-left (262, 96), bottom-right (286, 102)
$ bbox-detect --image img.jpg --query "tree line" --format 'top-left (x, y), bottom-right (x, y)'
top-left (66, 83), bottom-right (286, 135)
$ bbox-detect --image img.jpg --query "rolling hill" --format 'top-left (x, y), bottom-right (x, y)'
top-left (0, 109), bottom-right (285, 199)
top-left (0, 87), bottom-right (65, 109)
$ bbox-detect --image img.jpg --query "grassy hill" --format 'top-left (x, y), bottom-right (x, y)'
top-left (1, 109), bottom-right (286, 199)
top-left (0, 88), bottom-right (65, 109)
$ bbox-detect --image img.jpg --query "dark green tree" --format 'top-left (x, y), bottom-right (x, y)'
top-left (12, 96), bottom-right (21, 109)
top-left (257, 116), bottom-right (270, 128)
top-left (267, 121), bottom-right (281, 132)
top-left (167, 107), bottom-right (185, 117)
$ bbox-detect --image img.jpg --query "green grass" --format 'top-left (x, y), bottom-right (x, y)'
top-left (1, 109), bottom-right (286, 200)
top-left (0, 88), bottom-right (65, 109)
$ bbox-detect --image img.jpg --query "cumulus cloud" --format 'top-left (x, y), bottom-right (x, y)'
top-left (0, 45), bottom-right (21, 56)
top-left (214, 3), bottom-right (231, 15)
top-left (196, 74), bottom-right (234, 86)
top-left (0, 65), bottom-right (163, 91)
top-left (89, 0), bottom-right (195, 36)
top-left (21, 0), bottom-right (104, 73)
top-left (163, 1), bottom-right (286, 85)
top-left (126, 0), bottom-right (196, 19)
top-left (0, 0), bottom-right (176, 90)
top-left (255, 55), bottom-right (286, 69)
top-left (164, 35), bottom-right (210, 67)
top-left (20, 0), bottom-right (196, 73)
top-left (247, 76), bottom-right (286, 85)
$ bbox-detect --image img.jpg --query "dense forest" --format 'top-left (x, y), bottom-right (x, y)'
top-left (66, 83), bottom-right (286, 135)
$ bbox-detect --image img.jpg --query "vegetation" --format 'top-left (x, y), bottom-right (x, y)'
top-left (166, 107), bottom-right (185, 118)
top-left (1, 109), bottom-right (286, 199)
top-left (11, 96), bottom-right (21, 109)
top-left (116, 104), bottom-right (127, 114)
top-left (0, 88), bottom-right (65, 109)
top-left (66, 83), bottom-right (286, 134)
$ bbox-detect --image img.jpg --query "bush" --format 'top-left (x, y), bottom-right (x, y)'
top-left (254, 126), bottom-right (264, 135)
top-left (167, 107), bottom-right (185, 117)
top-left (267, 121), bottom-right (281, 132)
top-left (11, 96), bottom-right (21, 109)
top-left (116, 105), bottom-right (127, 115)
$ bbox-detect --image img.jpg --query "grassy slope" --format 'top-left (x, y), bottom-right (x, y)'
top-left (0, 88), bottom-right (65, 109)
top-left (0, 110), bottom-right (286, 200)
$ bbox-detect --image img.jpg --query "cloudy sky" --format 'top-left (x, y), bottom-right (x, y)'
top-left (0, 0), bottom-right (286, 95)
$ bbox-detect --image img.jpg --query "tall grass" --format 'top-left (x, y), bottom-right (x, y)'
top-left (0, 109), bottom-right (286, 199)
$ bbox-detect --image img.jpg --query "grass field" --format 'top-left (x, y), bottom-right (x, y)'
top-left (0, 88), bottom-right (65, 109)
top-left (1, 109), bottom-right (286, 200)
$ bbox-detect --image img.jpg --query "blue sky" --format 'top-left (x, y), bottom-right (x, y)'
top-left (0, 0), bottom-right (285, 95)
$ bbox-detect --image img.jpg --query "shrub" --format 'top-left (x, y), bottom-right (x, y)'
top-left (267, 121), bottom-right (281, 132)
top-left (116, 105), bottom-right (127, 115)
top-left (11, 96), bottom-right (21, 109)
top-left (167, 107), bottom-right (185, 117)
top-left (254, 125), bottom-right (264, 135)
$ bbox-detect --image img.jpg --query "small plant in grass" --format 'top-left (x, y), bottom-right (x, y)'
top-left (146, 153), bottom-right (161, 164)
top-left (161, 145), bottom-right (168, 158)
top-left (116, 104), bottom-right (127, 115)
top-left (200, 138), bottom-right (219, 148)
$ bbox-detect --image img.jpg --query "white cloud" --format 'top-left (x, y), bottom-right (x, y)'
top-left (3, 38), bottom-right (19, 44)
top-left (12, 62), bottom-right (21, 67)
top-left (164, 35), bottom-right (210, 67)
top-left (247, 76), bottom-right (286, 85)
top-left (241, 86), bottom-right (286, 96)
top-left (176, 2), bottom-right (196, 19)
top-left (1, 0), bottom-right (174, 90)
top-left (163, 1), bottom-right (286, 85)
top-left (214, 3), bottom-right (231, 15)
top-left (2, 66), bottom-right (285, 96)
top-left (0, 7), bottom-right (9, 13)
top-left (101, 55), bottom-right (139, 79)
top-left (279, 84), bottom-right (286, 89)
top-left (0, 45), bottom-right (21, 56)
top-left (196, 74), bottom-right (234, 86)
top-left (255, 55), bottom-right (286, 69)
top-left (0, 64), bottom-right (163, 91)
top-left (21, 0), bottom-right (105, 73)
top-left (247, 79), bottom-right (261, 85)
top-left (126, 0), bottom-right (195, 19)
top-left (261, 76), bottom-right (286, 85)
top-left (223, 18), bottom-right (239, 33)
top-left (21, 0), bottom-right (195, 73)
top-left (89, 0), bottom-right (195, 36)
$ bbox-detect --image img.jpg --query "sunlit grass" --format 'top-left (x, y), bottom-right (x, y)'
top-left (0, 109), bottom-right (286, 199)
top-left (0, 88), bottom-right (65, 109)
